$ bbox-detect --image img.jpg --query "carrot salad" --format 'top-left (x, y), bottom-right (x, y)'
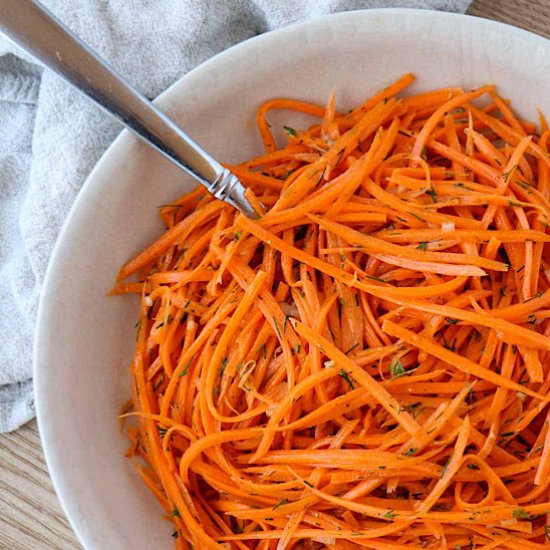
top-left (115, 74), bottom-right (550, 549)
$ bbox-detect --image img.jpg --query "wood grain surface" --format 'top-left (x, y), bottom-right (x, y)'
top-left (1, 2), bottom-right (548, 549)
top-left (469, 0), bottom-right (550, 38)
top-left (0, 422), bottom-right (80, 549)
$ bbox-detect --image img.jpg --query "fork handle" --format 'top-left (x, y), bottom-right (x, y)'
top-left (0, 0), bottom-right (255, 217)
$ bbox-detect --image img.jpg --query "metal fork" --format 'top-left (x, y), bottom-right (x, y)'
top-left (0, 0), bottom-right (257, 218)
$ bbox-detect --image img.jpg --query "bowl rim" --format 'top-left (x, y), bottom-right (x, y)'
top-left (33, 7), bottom-right (550, 549)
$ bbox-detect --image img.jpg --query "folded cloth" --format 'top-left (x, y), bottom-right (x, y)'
top-left (0, 0), bottom-right (471, 432)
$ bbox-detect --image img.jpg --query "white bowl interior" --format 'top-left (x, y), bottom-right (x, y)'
top-left (35, 9), bottom-right (550, 549)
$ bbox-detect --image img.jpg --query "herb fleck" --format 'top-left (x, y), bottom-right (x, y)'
top-left (272, 317), bottom-right (282, 339)
top-left (389, 358), bottom-right (406, 379)
top-left (273, 498), bottom-right (290, 510)
top-left (339, 369), bottom-right (355, 390)
top-left (512, 508), bottom-right (531, 520)
top-left (179, 358), bottom-right (192, 377)
top-left (283, 315), bottom-right (290, 334)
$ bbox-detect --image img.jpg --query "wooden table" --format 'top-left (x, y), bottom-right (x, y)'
top-left (1, 1), bottom-right (549, 548)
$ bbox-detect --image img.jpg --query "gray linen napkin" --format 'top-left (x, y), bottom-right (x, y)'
top-left (0, 0), bottom-right (471, 432)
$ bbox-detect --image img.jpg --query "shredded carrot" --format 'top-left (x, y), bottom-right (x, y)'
top-left (116, 75), bottom-right (550, 549)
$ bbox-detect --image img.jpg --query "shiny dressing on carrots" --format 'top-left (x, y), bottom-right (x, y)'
top-left (115, 74), bottom-right (550, 549)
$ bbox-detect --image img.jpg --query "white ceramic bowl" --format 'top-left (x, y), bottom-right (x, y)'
top-left (35, 8), bottom-right (550, 549)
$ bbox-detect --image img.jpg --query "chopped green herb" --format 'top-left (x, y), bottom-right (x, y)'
top-left (231, 520), bottom-right (245, 534)
top-left (381, 509), bottom-right (396, 520)
top-left (272, 317), bottom-right (282, 339)
top-left (273, 498), bottom-right (290, 510)
top-left (502, 164), bottom-right (517, 182)
top-left (316, 166), bottom-right (327, 186)
top-left (523, 291), bottom-right (544, 303)
top-left (283, 315), bottom-right (290, 333)
top-left (344, 343), bottom-right (359, 355)
top-left (339, 369), bottom-right (355, 390)
top-left (416, 242), bottom-right (428, 251)
top-left (335, 148), bottom-right (346, 166)
top-left (389, 358), bottom-right (406, 379)
top-left (258, 343), bottom-right (267, 359)
top-left (157, 425), bottom-right (168, 438)
top-left (406, 402), bottom-right (422, 418)
top-left (512, 508), bottom-right (531, 520)
top-left (406, 210), bottom-right (426, 222)
top-left (365, 274), bottom-right (385, 283)
top-left (445, 318), bottom-right (459, 325)
top-left (134, 319), bottom-right (143, 341)
top-left (442, 335), bottom-right (457, 352)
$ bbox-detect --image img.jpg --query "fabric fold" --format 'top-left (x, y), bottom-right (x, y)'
top-left (0, 0), bottom-right (471, 432)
